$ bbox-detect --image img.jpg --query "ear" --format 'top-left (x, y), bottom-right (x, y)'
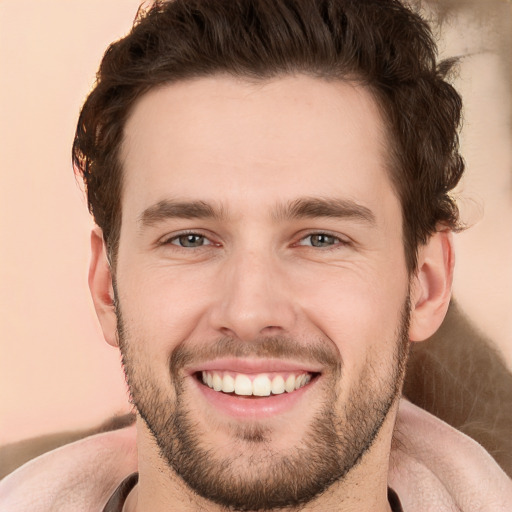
top-left (409, 229), bottom-right (455, 342)
top-left (89, 227), bottom-right (118, 347)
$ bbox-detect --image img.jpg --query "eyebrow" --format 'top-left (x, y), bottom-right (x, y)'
top-left (139, 199), bottom-right (225, 228)
top-left (272, 197), bottom-right (376, 224)
top-left (138, 196), bottom-right (376, 229)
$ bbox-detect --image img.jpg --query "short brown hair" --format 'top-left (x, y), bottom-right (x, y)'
top-left (73, 0), bottom-right (464, 271)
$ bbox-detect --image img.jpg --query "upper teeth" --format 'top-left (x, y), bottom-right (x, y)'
top-left (201, 371), bottom-right (312, 396)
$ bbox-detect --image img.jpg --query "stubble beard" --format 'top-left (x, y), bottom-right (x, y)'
top-left (117, 300), bottom-right (410, 511)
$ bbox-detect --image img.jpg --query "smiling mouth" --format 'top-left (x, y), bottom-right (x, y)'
top-left (196, 370), bottom-right (319, 397)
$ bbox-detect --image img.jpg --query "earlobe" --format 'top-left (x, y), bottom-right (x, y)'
top-left (409, 229), bottom-right (455, 342)
top-left (89, 227), bottom-right (119, 347)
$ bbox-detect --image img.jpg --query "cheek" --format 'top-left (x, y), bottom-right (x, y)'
top-left (115, 261), bottom-right (216, 352)
top-left (292, 264), bottom-right (409, 373)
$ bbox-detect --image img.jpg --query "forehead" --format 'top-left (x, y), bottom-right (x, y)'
top-left (120, 75), bottom-right (398, 223)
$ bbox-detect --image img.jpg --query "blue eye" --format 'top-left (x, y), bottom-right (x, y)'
top-left (299, 234), bottom-right (342, 248)
top-left (170, 234), bottom-right (211, 248)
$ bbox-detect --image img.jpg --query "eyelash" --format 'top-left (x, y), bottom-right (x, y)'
top-left (160, 230), bottom-right (350, 250)
top-left (161, 231), bottom-right (215, 248)
top-left (295, 232), bottom-right (350, 249)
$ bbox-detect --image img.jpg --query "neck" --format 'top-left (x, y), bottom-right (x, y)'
top-left (125, 405), bottom-right (397, 512)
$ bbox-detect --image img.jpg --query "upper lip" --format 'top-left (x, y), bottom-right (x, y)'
top-left (187, 358), bottom-right (324, 375)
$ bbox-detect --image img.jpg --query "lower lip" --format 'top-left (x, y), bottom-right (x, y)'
top-left (193, 376), bottom-right (318, 419)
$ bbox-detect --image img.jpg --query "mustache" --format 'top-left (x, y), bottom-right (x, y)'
top-left (170, 336), bottom-right (341, 376)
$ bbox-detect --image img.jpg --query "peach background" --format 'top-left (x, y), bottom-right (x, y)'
top-left (0, 0), bottom-right (511, 445)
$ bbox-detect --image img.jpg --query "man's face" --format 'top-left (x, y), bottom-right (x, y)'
top-left (115, 75), bottom-right (411, 509)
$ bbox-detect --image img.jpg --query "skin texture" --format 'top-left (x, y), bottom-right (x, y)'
top-left (88, 75), bottom-right (454, 511)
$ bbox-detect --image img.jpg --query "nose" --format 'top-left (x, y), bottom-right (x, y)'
top-left (208, 249), bottom-right (297, 341)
